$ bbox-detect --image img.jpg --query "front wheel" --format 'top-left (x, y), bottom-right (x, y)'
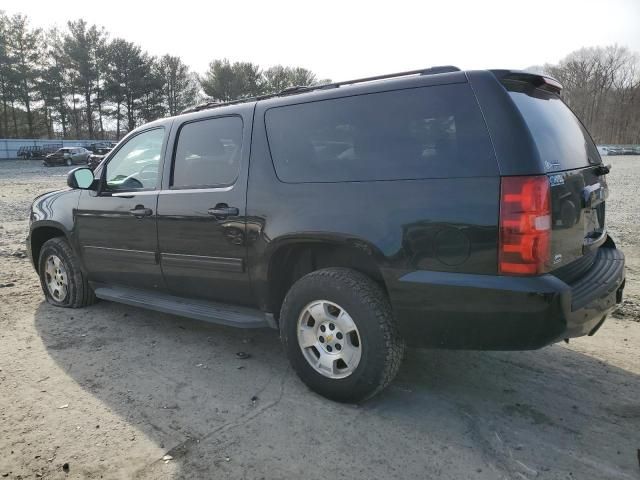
top-left (38, 237), bottom-right (96, 308)
top-left (280, 268), bottom-right (405, 403)
top-left (65, 158), bottom-right (72, 166)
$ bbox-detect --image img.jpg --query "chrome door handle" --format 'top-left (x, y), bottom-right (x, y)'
top-left (207, 204), bottom-right (239, 219)
top-left (129, 206), bottom-right (153, 218)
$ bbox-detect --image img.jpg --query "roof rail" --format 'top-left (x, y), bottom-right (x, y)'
top-left (181, 65), bottom-right (461, 114)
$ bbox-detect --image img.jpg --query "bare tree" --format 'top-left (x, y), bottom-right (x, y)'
top-left (545, 45), bottom-right (640, 144)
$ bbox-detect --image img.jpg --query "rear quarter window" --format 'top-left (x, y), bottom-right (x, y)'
top-left (265, 83), bottom-right (496, 182)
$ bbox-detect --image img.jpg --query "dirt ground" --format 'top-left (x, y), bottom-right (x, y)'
top-left (0, 158), bottom-right (639, 480)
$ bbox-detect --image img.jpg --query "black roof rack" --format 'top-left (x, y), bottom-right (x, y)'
top-left (181, 65), bottom-right (461, 114)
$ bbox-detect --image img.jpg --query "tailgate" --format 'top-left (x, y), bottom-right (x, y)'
top-left (548, 166), bottom-right (608, 273)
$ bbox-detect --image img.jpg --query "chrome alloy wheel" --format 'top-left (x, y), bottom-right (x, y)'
top-left (44, 254), bottom-right (68, 302)
top-left (297, 300), bottom-right (362, 379)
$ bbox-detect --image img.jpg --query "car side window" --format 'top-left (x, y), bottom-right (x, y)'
top-left (171, 116), bottom-right (243, 189)
top-left (265, 84), bottom-right (496, 182)
top-left (105, 128), bottom-right (164, 192)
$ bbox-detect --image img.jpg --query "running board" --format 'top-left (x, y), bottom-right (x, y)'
top-left (93, 285), bottom-right (271, 329)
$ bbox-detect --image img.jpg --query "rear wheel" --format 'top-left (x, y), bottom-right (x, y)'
top-left (65, 158), bottom-right (72, 166)
top-left (280, 268), bottom-right (404, 402)
top-left (38, 237), bottom-right (96, 308)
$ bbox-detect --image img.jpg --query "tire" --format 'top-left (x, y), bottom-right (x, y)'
top-left (38, 237), bottom-right (96, 308)
top-left (66, 158), bottom-right (72, 166)
top-left (280, 267), bottom-right (405, 403)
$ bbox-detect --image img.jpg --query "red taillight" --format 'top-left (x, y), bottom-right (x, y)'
top-left (499, 176), bottom-right (551, 275)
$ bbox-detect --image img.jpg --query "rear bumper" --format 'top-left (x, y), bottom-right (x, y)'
top-left (390, 243), bottom-right (625, 350)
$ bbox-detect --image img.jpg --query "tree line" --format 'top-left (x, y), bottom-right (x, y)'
top-left (1, 11), bottom-right (638, 143)
top-left (0, 12), bottom-right (323, 140)
top-left (542, 45), bottom-right (640, 145)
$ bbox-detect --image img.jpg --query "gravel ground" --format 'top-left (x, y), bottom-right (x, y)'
top-left (0, 158), bottom-right (639, 480)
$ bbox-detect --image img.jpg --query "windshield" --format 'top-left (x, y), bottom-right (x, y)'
top-left (506, 81), bottom-right (601, 172)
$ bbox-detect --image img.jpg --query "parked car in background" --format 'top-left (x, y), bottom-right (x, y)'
top-left (87, 153), bottom-right (106, 170)
top-left (44, 147), bottom-right (91, 166)
top-left (87, 141), bottom-right (117, 155)
top-left (621, 146), bottom-right (636, 155)
top-left (605, 146), bottom-right (623, 155)
top-left (42, 143), bottom-right (63, 154)
top-left (17, 146), bottom-right (46, 159)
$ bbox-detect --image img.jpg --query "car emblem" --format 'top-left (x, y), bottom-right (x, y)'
top-left (326, 334), bottom-right (333, 342)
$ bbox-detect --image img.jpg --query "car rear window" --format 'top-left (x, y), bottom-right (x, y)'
top-left (265, 84), bottom-right (496, 182)
top-left (505, 81), bottom-right (601, 172)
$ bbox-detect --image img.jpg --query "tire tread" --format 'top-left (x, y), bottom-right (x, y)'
top-left (280, 267), bottom-right (404, 402)
top-left (39, 237), bottom-right (96, 308)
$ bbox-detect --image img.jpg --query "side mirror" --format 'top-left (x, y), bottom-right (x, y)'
top-left (67, 167), bottom-right (95, 190)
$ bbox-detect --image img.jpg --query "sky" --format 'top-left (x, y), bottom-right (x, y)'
top-left (5, 0), bottom-right (640, 81)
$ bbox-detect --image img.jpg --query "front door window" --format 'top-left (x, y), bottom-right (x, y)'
top-left (105, 128), bottom-right (164, 191)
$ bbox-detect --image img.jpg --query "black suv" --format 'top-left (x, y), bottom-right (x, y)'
top-left (87, 141), bottom-right (117, 155)
top-left (27, 67), bottom-right (625, 402)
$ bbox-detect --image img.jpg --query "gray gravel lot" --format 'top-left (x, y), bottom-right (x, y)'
top-left (0, 158), bottom-right (639, 479)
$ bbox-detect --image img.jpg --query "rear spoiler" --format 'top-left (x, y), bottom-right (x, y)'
top-left (490, 69), bottom-right (563, 94)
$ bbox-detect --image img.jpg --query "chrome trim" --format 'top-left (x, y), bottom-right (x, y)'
top-left (83, 245), bottom-right (157, 265)
top-left (112, 186), bottom-right (234, 197)
top-left (161, 186), bottom-right (234, 194)
top-left (112, 190), bottom-right (160, 197)
top-left (161, 252), bottom-right (244, 272)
